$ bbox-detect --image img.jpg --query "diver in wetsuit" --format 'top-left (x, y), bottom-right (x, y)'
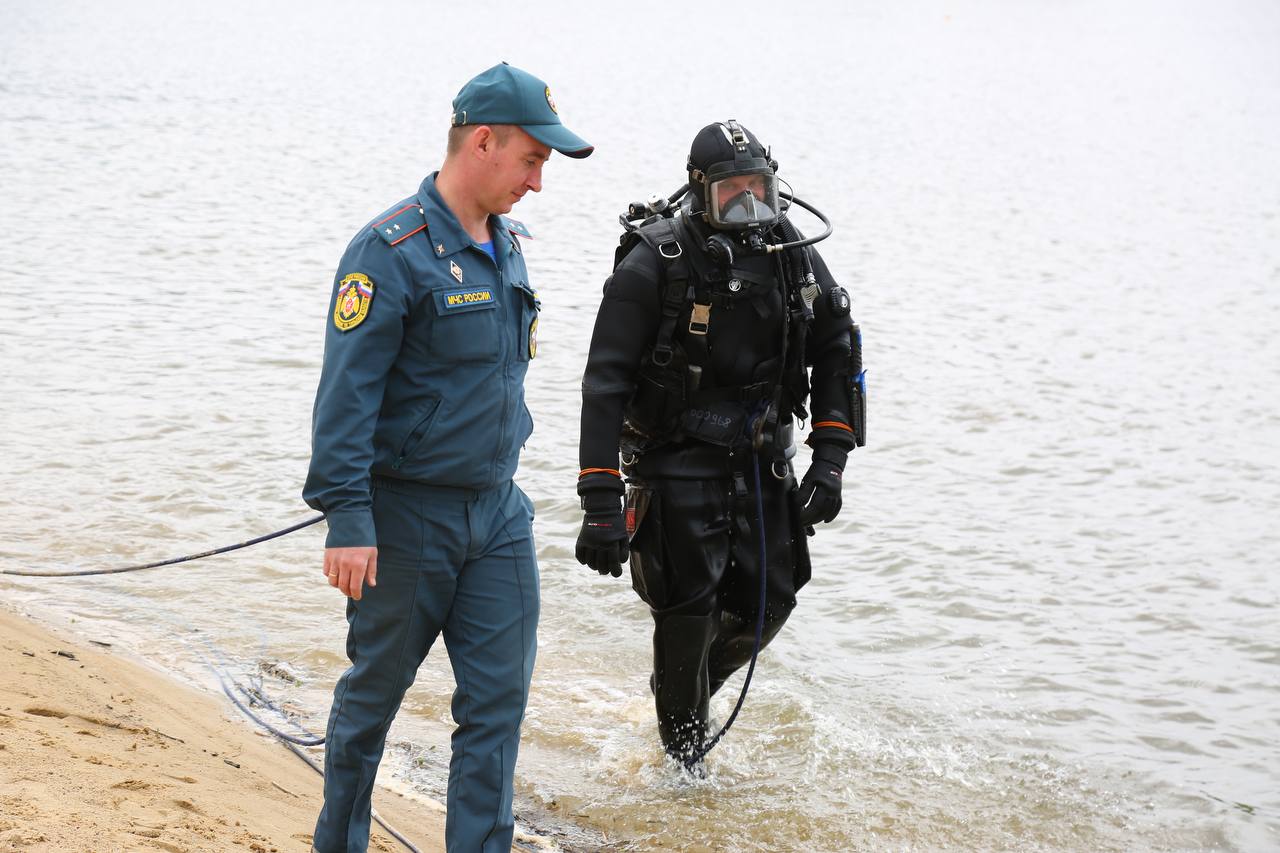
top-left (575, 120), bottom-right (866, 764)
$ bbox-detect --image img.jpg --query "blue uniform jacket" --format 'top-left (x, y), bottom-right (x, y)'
top-left (303, 173), bottom-right (540, 547)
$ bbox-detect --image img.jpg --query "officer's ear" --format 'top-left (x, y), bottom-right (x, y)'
top-left (472, 125), bottom-right (515, 160)
top-left (448, 125), bottom-right (496, 163)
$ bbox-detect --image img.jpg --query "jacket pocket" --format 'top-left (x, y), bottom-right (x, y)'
top-left (514, 281), bottom-right (540, 362)
top-left (519, 399), bottom-right (534, 448)
top-left (391, 398), bottom-right (442, 469)
top-left (430, 286), bottom-right (501, 362)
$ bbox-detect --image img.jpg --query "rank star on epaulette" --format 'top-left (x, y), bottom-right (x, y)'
top-left (372, 203), bottom-right (427, 246)
top-left (334, 273), bottom-right (375, 331)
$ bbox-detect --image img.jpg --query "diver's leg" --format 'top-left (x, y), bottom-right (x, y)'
top-left (709, 474), bottom-right (800, 696)
top-left (629, 477), bottom-right (730, 761)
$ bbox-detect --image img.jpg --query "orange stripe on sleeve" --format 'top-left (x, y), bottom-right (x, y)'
top-left (579, 468), bottom-right (622, 479)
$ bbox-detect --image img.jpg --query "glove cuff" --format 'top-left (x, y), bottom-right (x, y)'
top-left (811, 442), bottom-right (848, 471)
top-left (581, 492), bottom-right (622, 513)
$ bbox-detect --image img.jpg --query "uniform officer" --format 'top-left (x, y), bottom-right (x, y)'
top-left (303, 63), bottom-right (591, 852)
top-left (575, 120), bottom-right (864, 766)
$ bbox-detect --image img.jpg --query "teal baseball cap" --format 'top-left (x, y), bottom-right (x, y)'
top-left (451, 62), bottom-right (593, 159)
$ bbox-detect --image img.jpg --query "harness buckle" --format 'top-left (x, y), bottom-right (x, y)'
top-left (659, 240), bottom-right (683, 259)
top-left (688, 303), bottom-right (711, 335)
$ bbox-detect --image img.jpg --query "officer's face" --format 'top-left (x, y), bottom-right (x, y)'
top-left (483, 127), bottom-right (551, 215)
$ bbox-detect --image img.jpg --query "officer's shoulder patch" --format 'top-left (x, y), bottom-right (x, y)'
top-left (505, 218), bottom-right (533, 239)
top-left (334, 273), bottom-right (375, 331)
top-left (372, 204), bottom-right (428, 246)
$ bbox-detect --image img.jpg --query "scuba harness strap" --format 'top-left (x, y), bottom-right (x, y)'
top-left (775, 217), bottom-right (815, 427)
top-left (645, 219), bottom-right (691, 369)
top-left (616, 218), bottom-right (697, 451)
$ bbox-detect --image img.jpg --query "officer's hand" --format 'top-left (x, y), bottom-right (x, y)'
top-left (323, 546), bottom-right (378, 600)
top-left (575, 492), bottom-right (629, 578)
top-left (797, 444), bottom-right (848, 526)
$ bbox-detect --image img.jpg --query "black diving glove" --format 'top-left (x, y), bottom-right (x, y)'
top-left (575, 490), bottom-right (629, 577)
top-left (797, 443), bottom-right (847, 526)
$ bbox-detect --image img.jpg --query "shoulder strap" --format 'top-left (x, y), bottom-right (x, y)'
top-left (635, 218), bottom-right (691, 368)
top-left (372, 203), bottom-right (428, 246)
top-left (612, 228), bottom-right (645, 272)
top-left (667, 216), bottom-right (712, 369)
top-left (503, 217), bottom-right (533, 239)
top-left (777, 246), bottom-right (811, 425)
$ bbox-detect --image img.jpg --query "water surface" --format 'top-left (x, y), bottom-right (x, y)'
top-left (2, 2), bottom-right (1278, 850)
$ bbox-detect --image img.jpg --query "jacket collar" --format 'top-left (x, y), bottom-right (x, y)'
top-left (417, 172), bottom-right (518, 267)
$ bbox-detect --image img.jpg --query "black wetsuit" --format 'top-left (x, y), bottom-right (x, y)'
top-left (578, 214), bottom-right (858, 759)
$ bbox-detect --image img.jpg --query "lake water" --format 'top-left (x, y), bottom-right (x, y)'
top-left (2, 1), bottom-right (1278, 850)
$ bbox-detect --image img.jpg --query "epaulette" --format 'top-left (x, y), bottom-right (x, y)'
top-left (505, 218), bottom-right (533, 239)
top-left (372, 204), bottom-right (428, 246)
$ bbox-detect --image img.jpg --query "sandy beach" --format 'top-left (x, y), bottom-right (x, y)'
top-left (0, 605), bottom-right (450, 853)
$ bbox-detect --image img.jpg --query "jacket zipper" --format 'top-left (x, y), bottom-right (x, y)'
top-left (494, 262), bottom-right (510, 487)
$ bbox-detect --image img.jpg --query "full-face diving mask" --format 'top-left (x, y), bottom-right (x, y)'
top-left (705, 166), bottom-right (781, 230)
top-left (692, 120), bottom-right (782, 231)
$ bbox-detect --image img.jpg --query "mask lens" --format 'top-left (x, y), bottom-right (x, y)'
top-left (707, 172), bottom-right (779, 228)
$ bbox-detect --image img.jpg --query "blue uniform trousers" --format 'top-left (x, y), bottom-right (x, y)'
top-left (312, 477), bottom-right (539, 853)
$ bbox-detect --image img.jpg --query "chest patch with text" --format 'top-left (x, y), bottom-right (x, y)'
top-left (441, 288), bottom-right (495, 309)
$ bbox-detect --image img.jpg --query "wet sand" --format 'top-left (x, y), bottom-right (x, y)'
top-left (0, 604), bottom-right (447, 853)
